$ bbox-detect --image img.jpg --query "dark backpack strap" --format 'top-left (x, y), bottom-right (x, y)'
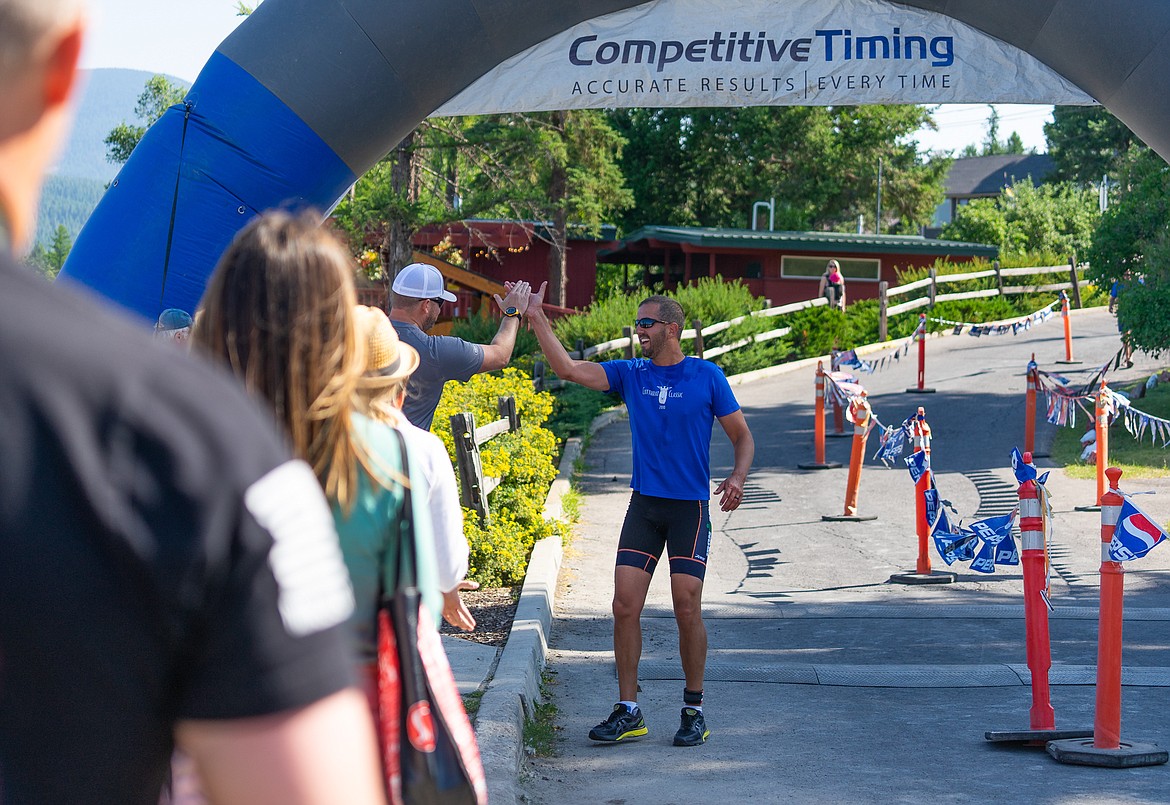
top-left (378, 427), bottom-right (416, 608)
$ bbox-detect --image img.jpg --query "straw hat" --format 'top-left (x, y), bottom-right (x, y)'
top-left (354, 305), bottom-right (419, 383)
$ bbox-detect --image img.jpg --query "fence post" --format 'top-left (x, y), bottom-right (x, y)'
top-left (994, 259), bottom-right (1003, 296)
top-left (450, 411), bottom-right (490, 526)
top-left (692, 318), bottom-right (704, 359)
top-left (1068, 254), bottom-right (1083, 309)
top-left (532, 360), bottom-right (545, 392)
top-left (878, 280), bottom-right (888, 341)
top-left (1048, 467), bottom-right (1169, 767)
top-left (575, 338), bottom-right (585, 360)
top-left (622, 325), bottom-right (634, 359)
top-left (498, 395), bottom-right (520, 431)
top-left (928, 266), bottom-right (938, 306)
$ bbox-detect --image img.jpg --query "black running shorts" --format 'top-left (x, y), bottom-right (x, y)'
top-left (616, 492), bottom-right (712, 580)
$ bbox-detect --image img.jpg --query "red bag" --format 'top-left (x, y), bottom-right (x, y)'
top-left (377, 431), bottom-right (487, 805)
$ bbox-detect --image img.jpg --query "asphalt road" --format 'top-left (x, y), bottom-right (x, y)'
top-left (520, 307), bottom-right (1170, 805)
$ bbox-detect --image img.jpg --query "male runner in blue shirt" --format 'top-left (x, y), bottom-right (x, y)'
top-left (526, 283), bottom-right (754, 747)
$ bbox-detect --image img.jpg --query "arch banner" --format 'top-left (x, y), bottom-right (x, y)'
top-left (434, 0), bottom-right (1095, 116)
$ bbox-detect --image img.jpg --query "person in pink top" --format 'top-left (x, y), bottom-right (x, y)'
top-left (818, 259), bottom-right (846, 311)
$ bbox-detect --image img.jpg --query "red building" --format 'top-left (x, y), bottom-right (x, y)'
top-left (598, 226), bottom-right (999, 306)
top-left (371, 221), bottom-right (997, 321)
top-left (412, 219), bottom-right (619, 311)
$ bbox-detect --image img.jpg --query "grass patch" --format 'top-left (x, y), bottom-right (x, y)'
top-left (560, 487), bottom-right (582, 523)
top-left (1050, 374), bottom-right (1170, 479)
top-left (523, 670), bottom-right (561, 758)
top-left (462, 689), bottom-right (485, 722)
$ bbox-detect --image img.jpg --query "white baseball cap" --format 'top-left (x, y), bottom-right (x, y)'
top-left (391, 262), bottom-right (457, 302)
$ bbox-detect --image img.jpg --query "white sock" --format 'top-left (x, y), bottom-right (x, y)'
top-left (619, 700), bottom-right (639, 713)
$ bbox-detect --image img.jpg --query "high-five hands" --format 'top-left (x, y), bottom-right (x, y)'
top-left (494, 280), bottom-right (531, 315)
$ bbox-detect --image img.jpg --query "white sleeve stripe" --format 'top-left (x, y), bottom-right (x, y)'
top-left (245, 460), bottom-right (355, 637)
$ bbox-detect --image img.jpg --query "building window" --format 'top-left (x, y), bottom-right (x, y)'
top-left (781, 256), bottom-right (880, 282)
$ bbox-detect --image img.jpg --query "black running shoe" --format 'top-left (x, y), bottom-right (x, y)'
top-left (673, 707), bottom-right (709, 746)
top-left (588, 703), bottom-right (647, 742)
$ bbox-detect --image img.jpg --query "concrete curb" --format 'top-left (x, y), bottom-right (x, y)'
top-left (478, 407), bottom-right (619, 804)
top-left (475, 405), bottom-right (630, 804)
top-left (476, 534), bottom-right (561, 805)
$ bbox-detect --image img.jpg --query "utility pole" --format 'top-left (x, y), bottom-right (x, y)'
top-left (875, 158), bottom-right (883, 235)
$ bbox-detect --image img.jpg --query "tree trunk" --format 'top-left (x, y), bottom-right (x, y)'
top-left (546, 112), bottom-right (569, 308)
top-left (546, 205), bottom-right (568, 308)
top-left (380, 128), bottom-right (422, 305)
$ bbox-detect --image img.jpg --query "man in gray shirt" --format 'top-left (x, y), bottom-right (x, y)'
top-left (388, 262), bottom-right (532, 429)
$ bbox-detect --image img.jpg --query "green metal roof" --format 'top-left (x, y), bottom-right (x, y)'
top-left (602, 225), bottom-right (998, 258)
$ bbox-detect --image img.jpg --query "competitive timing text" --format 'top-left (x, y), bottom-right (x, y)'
top-left (568, 28), bottom-right (955, 73)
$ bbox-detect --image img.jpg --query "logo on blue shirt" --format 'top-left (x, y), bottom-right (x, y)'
top-left (644, 384), bottom-right (683, 408)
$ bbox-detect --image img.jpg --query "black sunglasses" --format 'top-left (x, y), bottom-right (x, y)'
top-left (429, 297), bottom-right (446, 307)
top-left (633, 317), bottom-right (669, 329)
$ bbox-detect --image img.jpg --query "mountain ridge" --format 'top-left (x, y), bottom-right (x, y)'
top-left (36, 68), bottom-right (189, 247)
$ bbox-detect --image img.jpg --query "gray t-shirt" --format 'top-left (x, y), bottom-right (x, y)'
top-left (392, 320), bottom-right (484, 430)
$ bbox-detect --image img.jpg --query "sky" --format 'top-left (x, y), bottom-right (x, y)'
top-left (79, 0), bottom-right (1055, 155)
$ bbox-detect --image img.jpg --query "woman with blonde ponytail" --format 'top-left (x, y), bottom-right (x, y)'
top-left (194, 210), bottom-right (443, 692)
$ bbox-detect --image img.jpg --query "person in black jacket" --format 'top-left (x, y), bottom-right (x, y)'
top-left (0, 2), bottom-right (387, 802)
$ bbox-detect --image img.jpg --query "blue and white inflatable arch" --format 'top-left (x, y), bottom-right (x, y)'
top-left (60, 0), bottom-right (1170, 320)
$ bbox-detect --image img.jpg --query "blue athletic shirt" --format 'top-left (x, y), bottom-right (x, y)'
top-left (601, 356), bottom-right (740, 501)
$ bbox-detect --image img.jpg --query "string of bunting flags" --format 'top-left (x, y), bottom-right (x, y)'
top-left (1034, 348), bottom-right (1170, 447)
top-left (874, 417), bottom-right (1028, 576)
top-left (837, 297), bottom-right (1060, 377)
top-left (1034, 349), bottom-right (1116, 428)
top-left (928, 299), bottom-right (1060, 337)
top-left (1115, 395), bottom-right (1170, 448)
top-left (832, 322), bottom-right (921, 375)
top-left (821, 371), bottom-right (889, 440)
top-left (1011, 439), bottom-right (1167, 567)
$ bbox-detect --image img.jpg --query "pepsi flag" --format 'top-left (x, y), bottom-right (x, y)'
top-left (933, 505), bottom-right (954, 536)
top-left (934, 529), bottom-right (978, 565)
top-left (967, 513), bottom-right (1019, 573)
top-left (1011, 447), bottom-right (1036, 483)
top-left (970, 539), bottom-right (998, 573)
top-left (875, 424), bottom-right (908, 466)
top-left (924, 488), bottom-right (940, 531)
top-left (1010, 447), bottom-right (1051, 486)
top-left (1109, 498), bottom-right (1169, 561)
top-left (905, 450), bottom-right (929, 483)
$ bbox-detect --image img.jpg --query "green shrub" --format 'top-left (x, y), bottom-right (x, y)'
top-left (450, 305), bottom-right (540, 359)
top-left (546, 382), bottom-right (617, 440)
top-left (432, 367), bottom-right (564, 586)
top-left (524, 262), bottom-right (1101, 387)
